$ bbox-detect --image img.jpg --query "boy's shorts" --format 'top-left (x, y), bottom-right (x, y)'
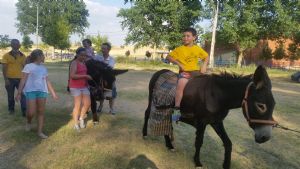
top-left (70, 87), bottom-right (90, 97)
top-left (25, 91), bottom-right (48, 100)
top-left (178, 71), bottom-right (201, 79)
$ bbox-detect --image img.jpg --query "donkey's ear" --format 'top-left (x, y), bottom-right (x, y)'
top-left (253, 65), bottom-right (271, 89)
top-left (113, 69), bottom-right (128, 76)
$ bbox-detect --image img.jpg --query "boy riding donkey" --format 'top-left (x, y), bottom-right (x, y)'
top-left (167, 27), bottom-right (208, 121)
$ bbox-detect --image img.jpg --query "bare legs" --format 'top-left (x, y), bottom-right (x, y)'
top-left (175, 78), bottom-right (189, 108)
top-left (72, 94), bottom-right (91, 129)
top-left (26, 98), bottom-right (47, 138)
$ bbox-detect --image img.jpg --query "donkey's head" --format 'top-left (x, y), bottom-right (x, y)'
top-left (86, 59), bottom-right (128, 99)
top-left (242, 65), bottom-right (276, 143)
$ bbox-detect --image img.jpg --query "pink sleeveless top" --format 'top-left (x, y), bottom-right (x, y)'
top-left (69, 61), bottom-right (88, 88)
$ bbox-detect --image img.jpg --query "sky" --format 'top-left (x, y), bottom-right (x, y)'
top-left (0, 0), bottom-right (210, 46)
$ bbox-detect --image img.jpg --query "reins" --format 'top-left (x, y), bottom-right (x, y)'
top-left (89, 78), bottom-right (112, 92)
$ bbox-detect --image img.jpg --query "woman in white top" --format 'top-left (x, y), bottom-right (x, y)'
top-left (16, 49), bottom-right (58, 139)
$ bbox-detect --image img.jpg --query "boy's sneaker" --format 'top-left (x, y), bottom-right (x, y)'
top-left (79, 118), bottom-right (86, 128)
top-left (74, 124), bottom-right (80, 132)
top-left (38, 132), bottom-right (48, 139)
top-left (172, 109), bottom-right (181, 122)
top-left (25, 123), bottom-right (31, 131)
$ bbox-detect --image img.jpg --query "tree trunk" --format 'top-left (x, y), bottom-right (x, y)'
top-left (61, 49), bottom-right (63, 62)
top-left (237, 50), bottom-right (244, 67)
top-left (209, 0), bottom-right (219, 69)
top-left (153, 44), bottom-right (157, 60)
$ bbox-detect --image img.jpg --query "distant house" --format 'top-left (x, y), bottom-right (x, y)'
top-left (244, 39), bottom-right (300, 68)
top-left (205, 39), bottom-right (300, 68)
top-left (203, 41), bottom-right (236, 66)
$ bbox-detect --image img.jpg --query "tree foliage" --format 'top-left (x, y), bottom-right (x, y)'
top-left (207, 0), bottom-right (300, 65)
top-left (16, 0), bottom-right (89, 48)
top-left (273, 43), bottom-right (287, 60)
top-left (22, 35), bottom-right (33, 50)
top-left (260, 43), bottom-right (273, 60)
top-left (86, 34), bottom-right (109, 54)
top-left (118, 0), bottom-right (203, 50)
top-left (43, 17), bottom-right (71, 50)
top-left (0, 35), bottom-right (10, 49)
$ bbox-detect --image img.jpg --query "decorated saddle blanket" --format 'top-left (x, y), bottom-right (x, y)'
top-left (152, 71), bottom-right (178, 108)
top-left (148, 71), bottom-right (177, 138)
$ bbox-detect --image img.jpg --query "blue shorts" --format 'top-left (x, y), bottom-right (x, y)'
top-left (70, 87), bottom-right (90, 97)
top-left (25, 91), bottom-right (48, 100)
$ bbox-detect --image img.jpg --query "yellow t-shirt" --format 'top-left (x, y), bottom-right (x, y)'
top-left (2, 51), bottom-right (26, 78)
top-left (169, 45), bottom-right (208, 71)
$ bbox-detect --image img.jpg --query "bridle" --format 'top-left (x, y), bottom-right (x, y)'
top-left (241, 82), bottom-right (278, 126)
top-left (89, 78), bottom-right (112, 92)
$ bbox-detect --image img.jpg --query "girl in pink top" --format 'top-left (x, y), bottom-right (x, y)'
top-left (69, 47), bottom-right (92, 131)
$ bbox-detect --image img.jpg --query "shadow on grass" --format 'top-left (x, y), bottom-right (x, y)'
top-left (126, 154), bottom-right (158, 169)
top-left (0, 107), bottom-right (71, 169)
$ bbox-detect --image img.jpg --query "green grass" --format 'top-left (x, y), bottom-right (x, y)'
top-left (0, 61), bottom-right (299, 169)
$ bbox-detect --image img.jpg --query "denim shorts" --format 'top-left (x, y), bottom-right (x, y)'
top-left (25, 91), bottom-right (48, 100)
top-left (70, 87), bottom-right (90, 97)
top-left (178, 72), bottom-right (192, 79)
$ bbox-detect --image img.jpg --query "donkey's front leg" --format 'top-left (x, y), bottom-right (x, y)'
top-left (194, 122), bottom-right (207, 168)
top-left (90, 96), bottom-right (99, 123)
top-left (211, 122), bottom-right (232, 169)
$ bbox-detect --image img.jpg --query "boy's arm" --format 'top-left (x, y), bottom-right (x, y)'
top-left (200, 56), bottom-right (208, 74)
top-left (166, 55), bottom-right (184, 71)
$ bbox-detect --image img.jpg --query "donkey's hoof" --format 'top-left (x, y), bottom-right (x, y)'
top-left (143, 135), bottom-right (147, 139)
top-left (93, 121), bottom-right (99, 126)
top-left (195, 167), bottom-right (203, 169)
top-left (169, 148), bottom-right (176, 152)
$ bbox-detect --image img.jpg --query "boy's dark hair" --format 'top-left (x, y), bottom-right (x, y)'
top-left (183, 27), bottom-right (197, 37)
top-left (29, 49), bottom-right (44, 63)
top-left (102, 42), bottom-right (112, 50)
top-left (82, 39), bottom-right (92, 46)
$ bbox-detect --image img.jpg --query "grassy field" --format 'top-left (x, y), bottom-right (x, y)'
top-left (0, 61), bottom-right (299, 169)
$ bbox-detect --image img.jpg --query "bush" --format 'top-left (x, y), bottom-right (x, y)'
top-left (273, 43), bottom-right (286, 60)
top-left (125, 50), bottom-right (130, 57)
top-left (288, 43), bottom-right (300, 61)
top-left (260, 43), bottom-right (273, 60)
top-left (145, 51), bottom-right (151, 58)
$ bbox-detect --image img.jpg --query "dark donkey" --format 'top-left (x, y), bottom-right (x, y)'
top-left (85, 59), bottom-right (128, 124)
top-left (143, 65), bottom-right (277, 169)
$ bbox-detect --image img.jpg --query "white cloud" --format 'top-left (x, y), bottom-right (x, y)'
top-left (0, 0), bottom-right (22, 40)
top-left (78, 0), bottom-right (127, 46)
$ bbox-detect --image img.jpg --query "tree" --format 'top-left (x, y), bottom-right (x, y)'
top-left (86, 34), bottom-right (109, 54)
top-left (22, 35), bottom-right (33, 50)
top-left (216, 1), bottom-right (262, 66)
top-left (16, 0), bottom-right (89, 47)
top-left (260, 43), bottom-right (273, 60)
top-left (208, 0), bottom-right (299, 66)
top-left (273, 43), bottom-right (287, 60)
top-left (0, 35), bottom-right (10, 49)
top-left (43, 17), bottom-right (71, 50)
top-left (118, 0), bottom-right (203, 50)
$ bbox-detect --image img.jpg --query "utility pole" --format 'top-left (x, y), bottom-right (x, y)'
top-left (209, 0), bottom-right (219, 69)
top-left (36, 3), bottom-right (39, 48)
